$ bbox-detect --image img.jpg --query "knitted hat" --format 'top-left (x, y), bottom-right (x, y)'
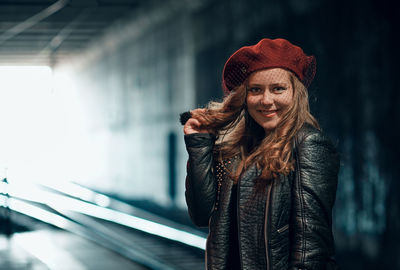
top-left (222, 38), bottom-right (316, 93)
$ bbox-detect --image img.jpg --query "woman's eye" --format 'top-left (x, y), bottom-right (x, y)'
top-left (248, 87), bottom-right (261, 93)
top-left (273, 86), bottom-right (286, 92)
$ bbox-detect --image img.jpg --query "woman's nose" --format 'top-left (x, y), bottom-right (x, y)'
top-left (260, 92), bottom-right (273, 106)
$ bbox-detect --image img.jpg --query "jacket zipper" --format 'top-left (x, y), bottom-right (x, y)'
top-left (277, 224), bottom-right (289, 234)
top-left (264, 183), bottom-right (273, 270)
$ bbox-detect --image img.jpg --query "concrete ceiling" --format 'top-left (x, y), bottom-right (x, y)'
top-left (0, 0), bottom-right (144, 66)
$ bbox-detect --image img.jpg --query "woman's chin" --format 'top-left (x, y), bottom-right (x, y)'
top-left (255, 119), bottom-right (279, 132)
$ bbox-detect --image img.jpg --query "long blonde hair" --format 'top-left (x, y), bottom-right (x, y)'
top-left (191, 71), bottom-right (319, 182)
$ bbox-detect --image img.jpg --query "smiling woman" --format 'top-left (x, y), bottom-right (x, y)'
top-left (182, 38), bottom-right (339, 270)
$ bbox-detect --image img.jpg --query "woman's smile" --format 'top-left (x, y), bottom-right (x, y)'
top-left (257, 109), bottom-right (278, 118)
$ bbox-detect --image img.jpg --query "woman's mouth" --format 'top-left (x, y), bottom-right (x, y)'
top-left (258, 109), bottom-right (278, 118)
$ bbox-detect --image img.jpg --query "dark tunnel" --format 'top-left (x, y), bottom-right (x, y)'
top-left (0, 0), bottom-right (398, 269)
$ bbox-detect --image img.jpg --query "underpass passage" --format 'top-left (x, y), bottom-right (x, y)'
top-left (0, 182), bottom-right (206, 270)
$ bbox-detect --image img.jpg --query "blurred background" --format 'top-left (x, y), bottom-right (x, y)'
top-left (0, 0), bottom-right (398, 269)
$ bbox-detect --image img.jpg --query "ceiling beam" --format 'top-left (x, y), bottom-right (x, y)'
top-left (0, 0), bottom-right (69, 45)
top-left (36, 9), bottom-right (92, 65)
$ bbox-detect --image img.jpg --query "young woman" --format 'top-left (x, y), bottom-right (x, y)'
top-left (183, 38), bottom-right (339, 270)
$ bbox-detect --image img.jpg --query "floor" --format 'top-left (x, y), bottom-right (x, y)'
top-left (0, 230), bottom-right (149, 270)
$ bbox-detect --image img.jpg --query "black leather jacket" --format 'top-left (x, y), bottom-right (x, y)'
top-left (184, 124), bottom-right (339, 270)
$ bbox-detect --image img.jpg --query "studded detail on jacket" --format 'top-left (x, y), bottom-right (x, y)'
top-left (184, 124), bottom-right (339, 270)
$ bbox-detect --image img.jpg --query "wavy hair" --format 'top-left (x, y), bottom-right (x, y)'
top-left (191, 71), bottom-right (319, 182)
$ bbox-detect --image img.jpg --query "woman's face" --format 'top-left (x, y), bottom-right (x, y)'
top-left (246, 68), bottom-right (294, 132)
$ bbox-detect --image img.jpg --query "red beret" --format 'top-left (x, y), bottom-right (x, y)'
top-left (222, 38), bottom-right (316, 93)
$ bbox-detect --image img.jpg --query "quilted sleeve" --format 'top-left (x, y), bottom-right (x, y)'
top-left (184, 133), bottom-right (217, 227)
top-left (289, 131), bottom-right (339, 270)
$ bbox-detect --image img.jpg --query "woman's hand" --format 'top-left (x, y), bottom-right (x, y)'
top-left (183, 109), bottom-right (209, 135)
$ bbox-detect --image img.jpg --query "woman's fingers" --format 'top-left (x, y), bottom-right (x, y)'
top-left (184, 118), bottom-right (208, 135)
top-left (192, 108), bottom-right (206, 114)
top-left (182, 108), bottom-right (211, 135)
top-left (184, 118), bottom-right (201, 134)
top-left (191, 108), bottom-right (208, 124)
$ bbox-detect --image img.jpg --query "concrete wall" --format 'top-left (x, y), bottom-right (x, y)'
top-left (54, 2), bottom-right (198, 207)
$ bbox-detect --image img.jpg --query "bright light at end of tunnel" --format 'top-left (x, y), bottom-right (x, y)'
top-left (0, 66), bottom-right (57, 185)
top-left (0, 66), bottom-right (53, 90)
top-left (0, 65), bottom-right (107, 192)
